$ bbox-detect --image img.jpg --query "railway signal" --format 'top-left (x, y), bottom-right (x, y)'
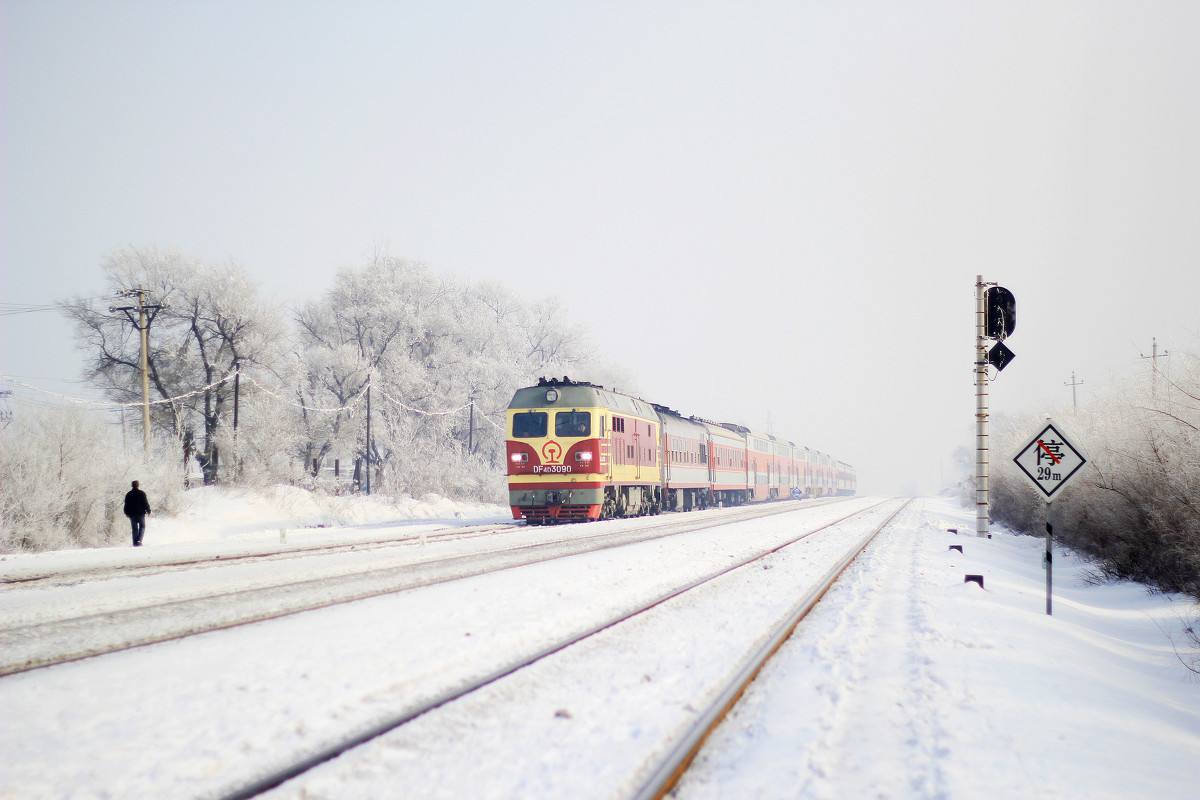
top-left (974, 277), bottom-right (1018, 538)
top-left (985, 285), bottom-right (1016, 340)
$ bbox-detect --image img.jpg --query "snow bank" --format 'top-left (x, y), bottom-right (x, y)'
top-left (143, 485), bottom-right (509, 545)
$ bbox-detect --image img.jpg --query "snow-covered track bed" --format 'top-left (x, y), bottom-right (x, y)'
top-left (239, 498), bottom-right (905, 799)
top-left (0, 521), bottom-right (523, 587)
top-left (0, 498), bottom-right (851, 676)
top-left (0, 497), bottom-right (883, 799)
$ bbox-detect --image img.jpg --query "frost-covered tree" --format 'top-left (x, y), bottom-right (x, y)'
top-left (294, 254), bottom-right (615, 499)
top-left (62, 247), bottom-right (284, 484)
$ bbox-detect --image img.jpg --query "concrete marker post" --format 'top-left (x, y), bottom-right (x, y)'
top-left (1045, 501), bottom-right (1054, 615)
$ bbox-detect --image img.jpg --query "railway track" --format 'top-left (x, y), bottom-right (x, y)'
top-left (0, 497), bottom-right (852, 677)
top-left (633, 497), bottom-right (914, 799)
top-left (215, 497), bottom-right (899, 800)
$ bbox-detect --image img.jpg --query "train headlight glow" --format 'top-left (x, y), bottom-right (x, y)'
top-left (576, 451), bottom-right (593, 462)
top-left (511, 453), bottom-right (528, 463)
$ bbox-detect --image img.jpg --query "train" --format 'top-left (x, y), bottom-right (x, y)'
top-left (505, 377), bottom-right (856, 525)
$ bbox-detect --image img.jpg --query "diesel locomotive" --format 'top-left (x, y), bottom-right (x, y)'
top-left (506, 377), bottom-right (855, 524)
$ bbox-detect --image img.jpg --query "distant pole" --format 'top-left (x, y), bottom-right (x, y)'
top-left (111, 288), bottom-right (162, 462)
top-left (137, 290), bottom-right (151, 457)
top-left (364, 373), bottom-right (372, 496)
top-left (232, 364), bottom-right (241, 478)
top-left (975, 275), bottom-right (989, 538)
top-left (1064, 371), bottom-right (1083, 413)
top-left (1139, 337), bottom-right (1169, 401)
top-left (468, 391), bottom-right (475, 455)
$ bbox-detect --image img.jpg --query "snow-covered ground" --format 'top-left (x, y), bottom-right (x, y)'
top-left (0, 497), bottom-right (1196, 799)
top-left (677, 497), bottom-right (1200, 799)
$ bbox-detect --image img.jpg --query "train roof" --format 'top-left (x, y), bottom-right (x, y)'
top-left (508, 377), bottom-right (658, 419)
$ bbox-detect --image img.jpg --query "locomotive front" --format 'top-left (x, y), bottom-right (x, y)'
top-left (506, 381), bottom-right (609, 524)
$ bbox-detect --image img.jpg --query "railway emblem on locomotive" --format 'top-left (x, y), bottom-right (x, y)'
top-left (541, 440), bottom-right (563, 464)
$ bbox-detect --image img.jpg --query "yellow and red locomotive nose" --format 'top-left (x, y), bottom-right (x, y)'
top-left (506, 438), bottom-right (600, 476)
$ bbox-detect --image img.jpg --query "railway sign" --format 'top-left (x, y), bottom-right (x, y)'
top-left (1012, 420), bottom-right (1087, 501)
top-left (988, 341), bottom-right (1015, 372)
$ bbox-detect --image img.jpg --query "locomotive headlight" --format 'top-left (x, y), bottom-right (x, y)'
top-left (576, 451), bottom-right (593, 462)
top-left (545, 388), bottom-right (559, 403)
top-left (511, 453), bottom-right (528, 463)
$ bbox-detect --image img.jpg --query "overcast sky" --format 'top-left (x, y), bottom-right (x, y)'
top-left (3, 1), bottom-right (1199, 494)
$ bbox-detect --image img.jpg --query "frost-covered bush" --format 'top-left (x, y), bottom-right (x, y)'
top-left (0, 406), bottom-right (184, 552)
top-left (990, 356), bottom-right (1200, 598)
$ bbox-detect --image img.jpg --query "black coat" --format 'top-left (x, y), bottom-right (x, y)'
top-left (124, 489), bottom-right (151, 518)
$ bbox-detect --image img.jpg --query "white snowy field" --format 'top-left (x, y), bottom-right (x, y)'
top-left (675, 497), bottom-right (1200, 799)
top-left (0, 484), bottom-right (513, 580)
top-left (0, 497), bottom-right (1196, 799)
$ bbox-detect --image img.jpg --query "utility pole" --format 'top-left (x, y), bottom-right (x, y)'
top-left (232, 364), bottom-right (241, 479)
top-left (364, 373), bottom-right (372, 496)
top-left (974, 275), bottom-right (990, 538)
top-left (111, 289), bottom-right (162, 461)
top-left (1139, 337), bottom-right (1169, 401)
top-left (467, 391), bottom-right (475, 455)
top-left (1064, 371), bottom-right (1084, 413)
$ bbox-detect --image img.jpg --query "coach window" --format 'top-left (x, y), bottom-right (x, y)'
top-left (512, 412), bottom-right (548, 438)
top-left (555, 411), bottom-right (591, 437)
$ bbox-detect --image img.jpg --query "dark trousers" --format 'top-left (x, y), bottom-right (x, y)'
top-left (130, 515), bottom-right (146, 546)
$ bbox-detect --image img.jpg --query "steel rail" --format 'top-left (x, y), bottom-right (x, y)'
top-left (217, 498), bottom-right (892, 800)
top-left (632, 497), bottom-right (914, 800)
top-left (0, 498), bottom-right (856, 677)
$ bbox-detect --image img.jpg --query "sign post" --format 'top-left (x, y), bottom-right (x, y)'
top-left (1012, 419), bottom-right (1088, 615)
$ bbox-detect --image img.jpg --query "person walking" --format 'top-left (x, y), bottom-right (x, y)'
top-left (124, 480), bottom-right (151, 547)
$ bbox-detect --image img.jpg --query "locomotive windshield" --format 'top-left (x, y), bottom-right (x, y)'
top-left (512, 412), bottom-right (548, 438)
top-left (554, 411), bottom-right (591, 437)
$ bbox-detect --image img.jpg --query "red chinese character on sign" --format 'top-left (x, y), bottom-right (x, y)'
top-left (1037, 439), bottom-right (1063, 465)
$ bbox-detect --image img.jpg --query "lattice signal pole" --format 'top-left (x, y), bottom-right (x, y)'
top-left (110, 289), bottom-right (163, 461)
top-left (975, 276), bottom-right (990, 538)
top-left (974, 276), bottom-right (1017, 538)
